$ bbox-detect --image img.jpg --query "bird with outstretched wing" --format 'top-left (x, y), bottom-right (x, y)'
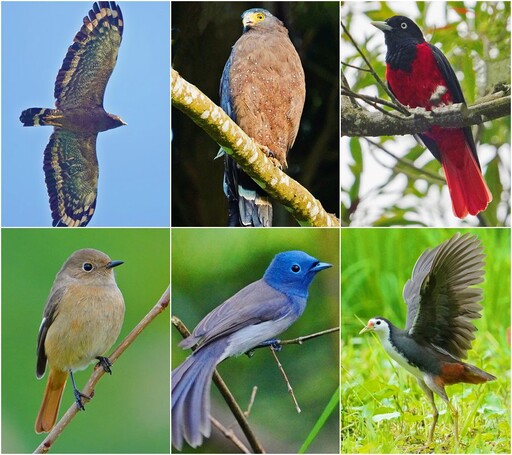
top-left (20, 1), bottom-right (125, 227)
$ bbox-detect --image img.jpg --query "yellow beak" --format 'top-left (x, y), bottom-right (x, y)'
top-left (359, 323), bottom-right (373, 335)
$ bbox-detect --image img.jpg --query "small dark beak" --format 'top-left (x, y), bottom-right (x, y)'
top-left (371, 21), bottom-right (393, 32)
top-left (106, 260), bottom-right (124, 269)
top-left (312, 262), bottom-right (332, 272)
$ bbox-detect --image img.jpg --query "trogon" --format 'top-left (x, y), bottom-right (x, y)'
top-left (372, 16), bottom-right (492, 219)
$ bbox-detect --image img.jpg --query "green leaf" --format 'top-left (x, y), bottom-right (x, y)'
top-left (299, 387), bottom-right (339, 453)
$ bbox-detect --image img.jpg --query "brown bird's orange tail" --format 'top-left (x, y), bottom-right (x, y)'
top-left (35, 368), bottom-right (67, 433)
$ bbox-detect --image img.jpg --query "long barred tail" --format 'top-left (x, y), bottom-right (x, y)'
top-left (19, 108), bottom-right (62, 127)
top-left (224, 154), bottom-right (273, 227)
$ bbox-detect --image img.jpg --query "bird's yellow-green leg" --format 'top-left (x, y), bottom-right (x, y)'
top-left (417, 380), bottom-right (438, 444)
top-left (447, 400), bottom-right (459, 447)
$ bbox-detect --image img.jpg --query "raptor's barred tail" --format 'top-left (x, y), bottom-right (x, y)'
top-left (171, 341), bottom-right (227, 450)
top-left (224, 156), bottom-right (273, 227)
top-left (20, 108), bottom-right (63, 127)
top-left (441, 145), bottom-right (492, 219)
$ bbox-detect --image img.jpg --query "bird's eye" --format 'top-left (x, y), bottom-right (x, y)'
top-left (376, 320), bottom-right (381, 325)
top-left (291, 264), bottom-right (301, 273)
top-left (257, 13), bottom-right (264, 20)
top-left (401, 22), bottom-right (407, 29)
top-left (82, 262), bottom-right (93, 272)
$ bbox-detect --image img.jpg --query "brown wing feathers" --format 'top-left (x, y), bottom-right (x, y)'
top-left (20, 2), bottom-right (125, 227)
top-left (406, 233), bottom-right (486, 359)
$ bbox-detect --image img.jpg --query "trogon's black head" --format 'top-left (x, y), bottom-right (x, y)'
top-left (371, 16), bottom-right (426, 71)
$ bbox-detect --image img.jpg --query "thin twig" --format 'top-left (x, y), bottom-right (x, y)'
top-left (245, 386), bottom-right (258, 418)
top-left (340, 88), bottom-right (406, 117)
top-left (279, 327), bottom-right (339, 345)
top-left (364, 138), bottom-right (445, 183)
top-left (341, 60), bottom-right (372, 72)
top-left (172, 316), bottom-right (266, 454)
top-left (341, 20), bottom-right (409, 114)
top-left (34, 287), bottom-right (170, 454)
top-left (210, 416), bottom-right (251, 454)
top-left (270, 348), bottom-right (301, 414)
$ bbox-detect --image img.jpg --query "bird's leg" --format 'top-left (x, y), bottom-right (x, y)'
top-left (257, 144), bottom-right (285, 169)
top-left (416, 378), bottom-right (438, 445)
top-left (96, 356), bottom-right (113, 374)
top-left (444, 396), bottom-right (459, 447)
top-left (433, 382), bottom-right (459, 447)
top-left (424, 376), bottom-right (460, 448)
top-left (257, 338), bottom-right (282, 351)
top-left (245, 338), bottom-right (281, 357)
top-left (69, 370), bottom-right (90, 411)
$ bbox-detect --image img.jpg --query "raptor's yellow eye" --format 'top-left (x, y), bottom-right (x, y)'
top-left (257, 13), bottom-right (265, 21)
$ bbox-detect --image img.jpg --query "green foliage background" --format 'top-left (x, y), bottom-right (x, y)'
top-left (341, 228), bottom-right (511, 452)
top-left (341, 1), bottom-right (511, 226)
top-left (172, 228), bottom-right (340, 453)
top-left (2, 229), bottom-right (170, 453)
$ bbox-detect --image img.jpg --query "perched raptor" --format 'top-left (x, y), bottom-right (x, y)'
top-left (220, 8), bottom-right (305, 227)
top-left (20, 2), bottom-right (125, 227)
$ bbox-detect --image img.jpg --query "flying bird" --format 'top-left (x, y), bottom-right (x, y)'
top-left (220, 8), bottom-right (306, 226)
top-left (20, 2), bottom-right (126, 227)
top-left (172, 251), bottom-right (331, 449)
top-left (359, 233), bottom-right (495, 444)
top-left (372, 16), bottom-right (492, 219)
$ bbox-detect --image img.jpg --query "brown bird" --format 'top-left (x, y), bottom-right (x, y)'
top-left (35, 248), bottom-right (125, 433)
top-left (20, 2), bottom-right (126, 227)
top-left (220, 8), bottom-right (306, 226)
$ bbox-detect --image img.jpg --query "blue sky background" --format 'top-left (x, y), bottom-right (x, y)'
top-left (2, 1), bottom-right (170, 227)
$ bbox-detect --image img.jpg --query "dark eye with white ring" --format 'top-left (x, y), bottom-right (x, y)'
top-left (401, 22), bottom-right (407, 29)
top-left (291, 264), bottom-right (301, 273)
top-left (83, 262), bottom-right (93, 272)
top-left (376, 320), bottom-right (381, 325)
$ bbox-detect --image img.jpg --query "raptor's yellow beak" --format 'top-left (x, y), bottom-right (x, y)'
top-left (243, 11), bottom-right (265, 29)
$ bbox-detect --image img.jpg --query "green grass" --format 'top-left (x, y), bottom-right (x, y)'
top-left (341, 228), bottom-right (511, 453)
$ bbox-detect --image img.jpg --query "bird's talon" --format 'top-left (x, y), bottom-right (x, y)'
top-left (96, 356), bottom-right (113, 374)
top-left (270, 341), bottom-right (282, 351)
top-left (73, 390), bottom-right (91, 411)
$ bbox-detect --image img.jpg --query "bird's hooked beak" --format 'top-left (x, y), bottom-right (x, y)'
top-left (359, 320), bottom-right (374, 335)
top-left (371, 21), bottom-right (393, 32)
top-left (106, 260), bottom-right (124, 269)
top-left (312, 262), bottom-right (332, 272)
top-left (242, 12), bottom-right (262, 31)
top-left (243, 17), bottom-right (254, 29)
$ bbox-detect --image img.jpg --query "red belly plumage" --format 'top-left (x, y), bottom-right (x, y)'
top-left (386, 43), bottom-right (492, 218)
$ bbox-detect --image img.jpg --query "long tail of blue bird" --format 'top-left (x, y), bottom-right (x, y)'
top-left (171, 339), bottom-right (228, 450)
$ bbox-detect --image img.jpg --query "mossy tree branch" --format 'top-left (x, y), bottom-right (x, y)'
top-left (171, 69), bottom-right (340, 227)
